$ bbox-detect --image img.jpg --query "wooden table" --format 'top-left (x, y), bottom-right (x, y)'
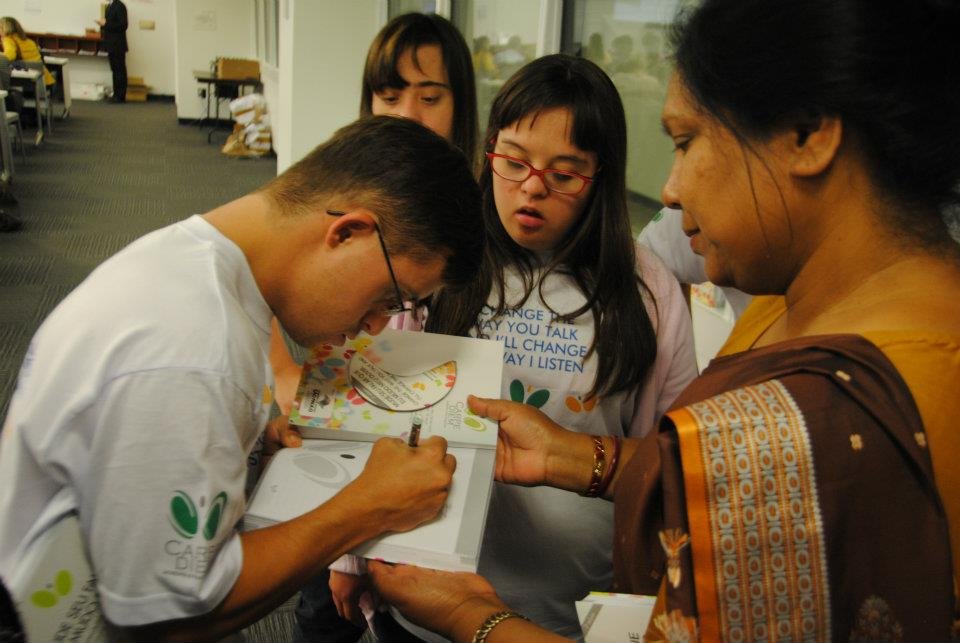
top-left (193, 70), bottom-right (263, 143)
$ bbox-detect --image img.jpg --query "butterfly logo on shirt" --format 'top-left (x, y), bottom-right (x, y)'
top-left (169, 491), bottom-right (229, 541)
top-left (30, 570), bottom-right (72, 608)
top-left (564, 394), bottom-right (598, 413)
top-left (509, 379), bottom-right (550, 409)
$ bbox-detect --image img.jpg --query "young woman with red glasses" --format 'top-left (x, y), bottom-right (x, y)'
top-left (326, 54), bottom-right (697, 641)
top-left (386, 53), bottom-right (698, 639)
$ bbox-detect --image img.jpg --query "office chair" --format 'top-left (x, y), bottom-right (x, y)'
top-left (19, 61), bottom-right (53, 140)
top-left (5, 109), bottom-right (26, 162)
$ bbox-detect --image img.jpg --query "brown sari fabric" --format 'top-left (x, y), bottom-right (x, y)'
top-left (613, 335), bottom-right (953, 641)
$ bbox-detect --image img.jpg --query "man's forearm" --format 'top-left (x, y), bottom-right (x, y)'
top-left (121, 483), bottom-right (388, 641)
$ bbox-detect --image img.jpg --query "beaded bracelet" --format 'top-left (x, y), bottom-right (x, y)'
top-left (471, 610), bottom-right (528, 643)
top-left (580, 435), bottom-right (607, 497)
top-left (595, 435), bottom-right (622, 497)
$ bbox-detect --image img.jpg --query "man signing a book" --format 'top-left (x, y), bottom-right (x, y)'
top-left (0, 116), bottom-right (481, 639)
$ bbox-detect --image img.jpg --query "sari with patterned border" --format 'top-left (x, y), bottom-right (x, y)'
top-left (613, 335), bottom-right (953, 641)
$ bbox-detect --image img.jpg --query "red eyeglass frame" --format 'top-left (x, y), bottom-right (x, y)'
top-left (484, 151), bottom-right (596, 196)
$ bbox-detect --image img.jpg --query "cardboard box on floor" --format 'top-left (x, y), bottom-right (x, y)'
top-left (126, 76), bottom-right (150, 102)
top-left (216, 58), bottom-right (260, 80)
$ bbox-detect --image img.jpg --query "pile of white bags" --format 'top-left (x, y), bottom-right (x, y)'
top-left (222, 93), bottom-right (272, 157)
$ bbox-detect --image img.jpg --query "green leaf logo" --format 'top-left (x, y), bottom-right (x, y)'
top-left (170, 491), bottom-right (229, 540)
top-left (203, 492), bottom-right (228, 541)
top-left (462, 406), bottom-right (486, 431)
top-left (509, 379), bottom-right (524, 403)
top-left (508, 379), bottom-right (550, 408)
top-left (30, 570), bottom-right (72, 608)
top-left (170, 491), bottom-right (199, 538)
top-left (526, 389), bottom-right (550, 408)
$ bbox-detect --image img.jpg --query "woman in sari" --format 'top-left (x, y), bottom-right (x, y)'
top-left (366, 0), bottom-right (960, 640)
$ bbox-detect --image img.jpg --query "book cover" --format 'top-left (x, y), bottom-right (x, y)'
top-left (7, 513), bottom-right (107, 642)
top-left (244, 439), bottom-right (495, 573)
top-left (246, 330), bottom-right (504, 572)
top-left (288, 329), bottom-right (503, 449)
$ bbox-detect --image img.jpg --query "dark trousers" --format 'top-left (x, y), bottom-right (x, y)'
top-left (108, 50), bottom-right (127, 102)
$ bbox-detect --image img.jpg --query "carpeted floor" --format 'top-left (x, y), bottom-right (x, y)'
top-left (0, 98), bottom-right (276, 419)
top-left (0, 98), bottom-right (311, 641)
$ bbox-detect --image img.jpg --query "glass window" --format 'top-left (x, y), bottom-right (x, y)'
top-left (453, 1), bottom-right (542, 137)
top-left (254, 0), bottom-right (279, 67)
top-left (390, 1), bottom-right (440, 19)
top-left (564, 0), bottom-right (691, 208)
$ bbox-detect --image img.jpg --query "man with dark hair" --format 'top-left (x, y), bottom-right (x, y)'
top-left (0, 116), bottom-right (482, 638)
top-left (96, 0), bottom-right (128, 103)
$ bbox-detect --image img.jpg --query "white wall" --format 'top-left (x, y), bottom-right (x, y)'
top-left (2, 0), bottom-right (177, 96)
top-left (274, 0), bottom-right (382, 171)
top-left (172, 0), bottom-right (255, 120)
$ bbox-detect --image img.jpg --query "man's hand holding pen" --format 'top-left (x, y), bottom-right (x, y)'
top-left (348, 434), bottom-right (456, 534)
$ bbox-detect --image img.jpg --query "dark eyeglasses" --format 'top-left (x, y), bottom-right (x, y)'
top-left (485, 152), bottom-right (595, 195)
top-left (326, 210), bottom-right (422, 319)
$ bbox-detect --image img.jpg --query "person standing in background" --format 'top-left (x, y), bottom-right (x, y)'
top-left (97, 0), bottom-right (128, 103)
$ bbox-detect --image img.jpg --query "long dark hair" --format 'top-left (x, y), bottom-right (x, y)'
top-left (359, 13), bottom-right (478, 166)
top-left (672, 0), bottom-right (960, 249)
top-left (427, 54), bottom-right (657, 399)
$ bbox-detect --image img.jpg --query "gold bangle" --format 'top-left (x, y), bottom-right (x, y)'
top-left (596, 435), bottom-right (622, 497)
top-left (580, 435), bottom-right (606, 497)
top-left (471, 610), bottom-right (528, 643)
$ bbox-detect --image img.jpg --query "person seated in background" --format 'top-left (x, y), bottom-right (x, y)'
top-left (472, 36), bottom-right (498, 79)
top-left (607, 34), bottom-right (641, 75)
top-left (580, 32), bottom-right (609, 70)
top-left (0, 53), bottom-right (22, 115)
top-left (0, 116), bottom-right (483, 640)
top-left (0, 17), bottom-right (54, 88)
top-left (493, 35), bottom-right (527, 79)
top-left (364, 0), bottom-right (960, 640)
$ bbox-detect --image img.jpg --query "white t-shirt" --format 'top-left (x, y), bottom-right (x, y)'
top-left (638, 207), bottom-right (752, 317)
top-left (381, 245), bottom-right (697, 641)
top-left (472, 246), bottom-right (697, 638)
top-left (0, 216), bottom-right (274, 626)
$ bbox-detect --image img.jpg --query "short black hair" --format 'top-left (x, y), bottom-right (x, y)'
top-left (264, 116), bottom-right (483, 291)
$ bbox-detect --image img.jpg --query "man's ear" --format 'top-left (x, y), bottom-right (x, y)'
top-left (789, 113), bottom-right (843, 177)
top-left (323, 209), bottom-right (378, 249)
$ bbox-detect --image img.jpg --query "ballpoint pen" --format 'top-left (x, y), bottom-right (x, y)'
top-left (408, 415), bottom-right (422, 447)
